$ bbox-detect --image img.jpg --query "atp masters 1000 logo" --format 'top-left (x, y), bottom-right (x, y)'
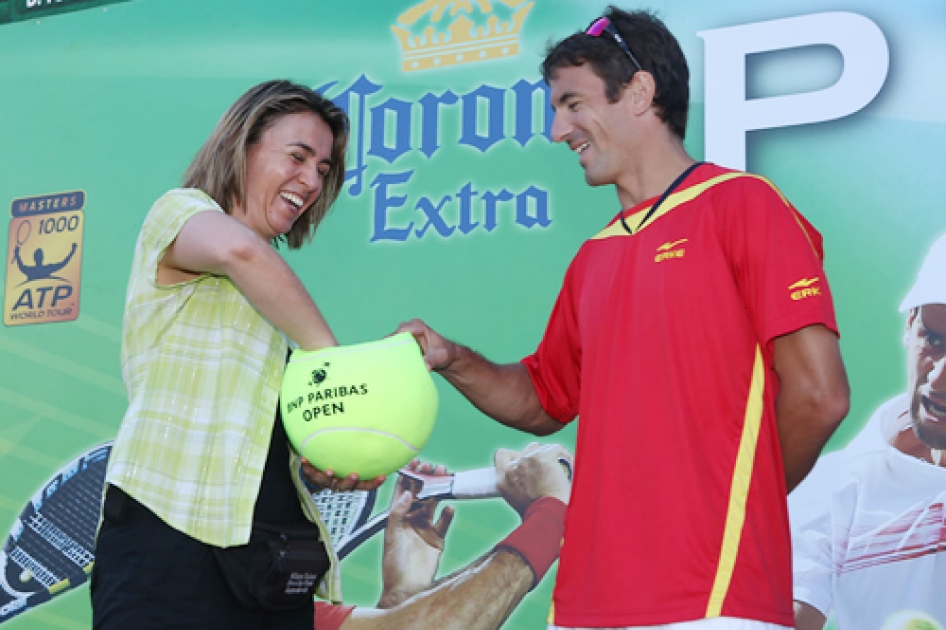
top-left (4, 192), bottom-right (84, 327)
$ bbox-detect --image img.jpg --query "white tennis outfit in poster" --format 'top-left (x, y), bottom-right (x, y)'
top-left (791, 395), bottom-right (946, 628)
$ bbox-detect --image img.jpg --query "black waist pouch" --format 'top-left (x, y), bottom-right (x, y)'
top-left (213, 520), bottom-right (330, 611)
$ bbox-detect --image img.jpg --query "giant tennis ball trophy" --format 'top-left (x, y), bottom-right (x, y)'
top-left (280, 333), bottom-right (438, 479)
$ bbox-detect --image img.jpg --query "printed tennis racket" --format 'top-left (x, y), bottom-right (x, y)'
top-left (312, 456), bottom-right (572, 559)
top-left (11, 220), bottom-right (30, 264)
top-left (310, 466), bottom-right (502, 560)
top-left (0, 443), bottom-right (111, 624)
top-left (0, 444), bottom-right (564, 623)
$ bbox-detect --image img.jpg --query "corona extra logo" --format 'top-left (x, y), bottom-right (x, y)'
top-left (391, 0), bottom-right (534, 72)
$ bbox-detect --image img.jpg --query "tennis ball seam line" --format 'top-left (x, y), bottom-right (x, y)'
top-left (299, 427), bottom-right (422, 455)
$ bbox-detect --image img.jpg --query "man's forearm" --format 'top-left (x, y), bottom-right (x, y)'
top-left (347, 550), bottom-right (533, 630)
top-left (772, 325), bottom-right (850, 491)
top-left (776, 373), bottom-right (850, 491)
top-left (777, 395), bottom-right (841, 492)
top-left (438, 345), bottom-right (562, 436)
top-left (347, 495), bottom-right (567, 630)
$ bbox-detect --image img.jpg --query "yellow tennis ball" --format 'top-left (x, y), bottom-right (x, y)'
top-left (882, 611), bottom-right (944, 630)
top-left (281, 333), bottom-right (438, 479)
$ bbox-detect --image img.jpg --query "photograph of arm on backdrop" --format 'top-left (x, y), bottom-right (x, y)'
top-left (316, 443), bottom-right (572, 630)
top-left (791, 233), bottom-right (946, 630)
top-left (0, 441), bottom-right (570, 627)
top-left (91, 80), bottom-right (384, 630)
top-left (398, 6), bottom-right (850, 629)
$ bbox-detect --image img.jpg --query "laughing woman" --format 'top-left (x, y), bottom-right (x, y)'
top-left (91, 80), bottom-right (383, 630)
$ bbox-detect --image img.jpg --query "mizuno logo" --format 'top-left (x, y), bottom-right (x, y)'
top-left (789, 277), bottom-right (820, 290)
top-left (657, 238), bottom-right (688, 252)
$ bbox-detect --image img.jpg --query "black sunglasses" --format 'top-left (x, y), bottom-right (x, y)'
top-left (586, 16), bottom-right (643, 73)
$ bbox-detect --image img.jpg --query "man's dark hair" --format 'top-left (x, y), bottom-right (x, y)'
top-left (541, 6), bottom-right (690, 140)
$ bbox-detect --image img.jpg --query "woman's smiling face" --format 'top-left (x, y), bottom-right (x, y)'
top-left (235, 111), bottom-right (335, 241)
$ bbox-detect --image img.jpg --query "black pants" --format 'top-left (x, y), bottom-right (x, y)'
top-left (91, 486), bottom-right (314, 630)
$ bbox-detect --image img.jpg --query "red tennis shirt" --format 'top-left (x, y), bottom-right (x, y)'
top-left (523, 164), bottom-right (837, 628)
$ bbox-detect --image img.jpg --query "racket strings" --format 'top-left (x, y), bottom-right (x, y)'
top-left (27, 514), bottom-right (93, 569)
top-left (7, 547), bottom-right (57, 589)
top-left (4, 450), bottom-right (109, 592)
top-left (7, 510), bottom-right (88, 591)
top-left (311, 490), bottom-right (373, 548)
top-left (29, 456), bottom-right (107, 566)
top-left (53, 469), bottom-right (107, 551)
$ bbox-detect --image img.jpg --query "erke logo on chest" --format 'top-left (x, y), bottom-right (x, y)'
top-left (655, 238), bottom-right (688, 263)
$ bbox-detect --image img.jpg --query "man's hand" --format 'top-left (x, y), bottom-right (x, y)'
top-left (300, 459), bottom-right (385, 493)
top-left (396, 319), bottom-right (458, 371)
top-left (396, 321), bottom-right (562, 436)
top-left (377, 461), bottom-right (455, 608)
top-left (495, 443), bottom-right (573, 517)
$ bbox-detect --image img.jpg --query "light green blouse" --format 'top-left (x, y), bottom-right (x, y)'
top-left (106, 188), bottom-right (341, 601)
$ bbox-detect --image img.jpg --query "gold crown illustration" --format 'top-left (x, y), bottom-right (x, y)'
top-left (392, 0), bottom-right (534, 72)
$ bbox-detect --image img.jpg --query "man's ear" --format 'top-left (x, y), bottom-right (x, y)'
top-left (628, 71), bottom-right (656, 114)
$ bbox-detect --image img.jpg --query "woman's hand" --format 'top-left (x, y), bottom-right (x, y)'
top-left (301, 458), bottom-right (385, 492)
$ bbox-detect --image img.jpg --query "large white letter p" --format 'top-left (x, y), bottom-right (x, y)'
top-left (698, 12), bottom-right (889, 171)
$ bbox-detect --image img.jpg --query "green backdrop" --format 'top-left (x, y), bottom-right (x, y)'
top-left (1, 0), bottom-right (943, 628)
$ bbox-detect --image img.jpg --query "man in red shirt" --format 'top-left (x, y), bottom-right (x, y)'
top-left (398, 6), bottom-right (850, 630)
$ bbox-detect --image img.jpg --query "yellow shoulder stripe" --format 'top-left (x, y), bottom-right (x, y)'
top-left (590, 172), bottom-right (768, 241)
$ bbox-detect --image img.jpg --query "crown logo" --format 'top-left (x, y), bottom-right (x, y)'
top-left (392, 0), bottom-right (534, 73)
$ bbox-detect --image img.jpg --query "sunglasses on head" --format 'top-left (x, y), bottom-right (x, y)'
top-left (585, 16), bottom-right (643, 73)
